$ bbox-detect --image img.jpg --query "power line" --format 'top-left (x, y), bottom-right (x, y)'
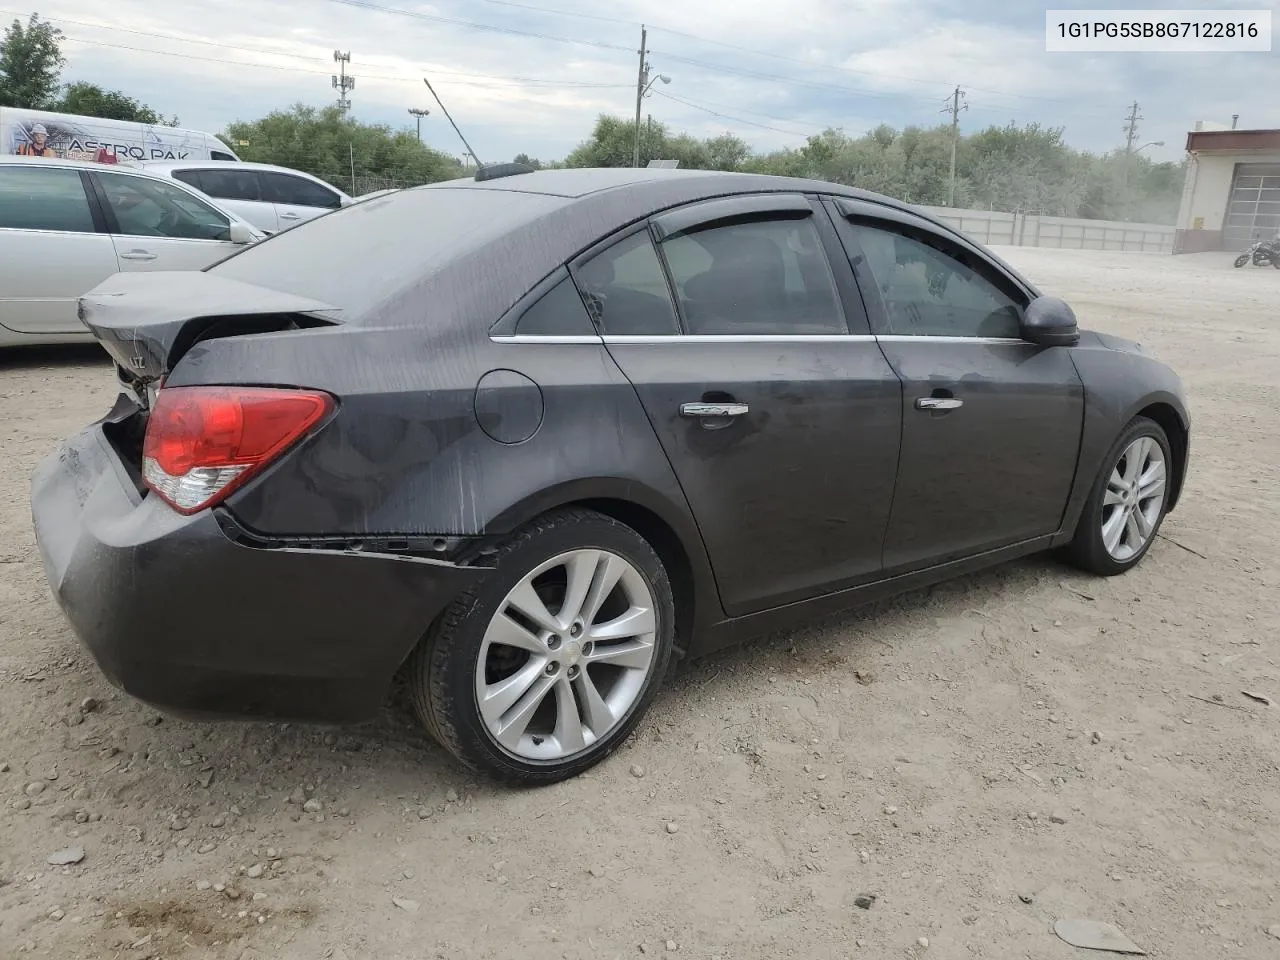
top-left (652, 90), bottom-right (816, 139)
top-left (325, 0), bottom-right (1111, 109)
top-left (326, 0), bottom-right (634, 53)
top-left (56, 35), bottom-right (629, 90)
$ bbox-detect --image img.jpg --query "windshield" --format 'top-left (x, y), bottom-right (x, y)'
top-left (210, 185), bottom-right (566, 320)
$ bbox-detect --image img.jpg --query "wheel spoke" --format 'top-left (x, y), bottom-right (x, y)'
top-left (587, 638), bottom-right (654, 671)
top-left (1138, 460), bottom-right (1166, 501)
top-left (580, 554), bottom-right (627, 629)
top-left (1128, 437), bottom-right (1151, 481)
top-left (479, 657), bottom-right (549, 728)
top-left (505, 579), bottom-right (560, 634)
top-left (1102, 506), bottom-right (1127, 554)
top-left (575, 669), bottom-right (615, 734)
top-left (588, 605), bottom-right (656, 642)
top-left (1103, 486), bottom-right (1126, 508)
top-left (557, 550), bottom-right (602, 629)
top-left (552, 677), bottom-right (586, 753)
top-left (493, 671), bottom-right (557, 751)
top-left (484, 611), bottom-right (548, 655)
top-left (1133, 504), bottom-right (1155, 538)
top-left (1124, 509), bottom-right (1143, 549)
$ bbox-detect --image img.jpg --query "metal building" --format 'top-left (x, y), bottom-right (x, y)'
top-left (1174, 125), bottom-right (1280, 254)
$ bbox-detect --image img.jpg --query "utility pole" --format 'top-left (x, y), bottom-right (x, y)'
top-left (1121, 101), bottom-right (1142, 219)
top-left (941, 85), bottom-right (967, 206)
top-left (633, 25), bottom-right (648, 168)
top-left (332, 51), bottom-right (355, 112)
top-left (408, 107), bottom-right (429, 142)
top-left (1122, 101), bottom-right (1142, 154)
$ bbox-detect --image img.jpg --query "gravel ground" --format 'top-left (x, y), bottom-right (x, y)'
top-left (0, 247), bottom-right (1277, 960)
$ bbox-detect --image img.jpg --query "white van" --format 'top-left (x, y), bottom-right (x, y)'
top-left (0, 107), bottom-right (239, 167)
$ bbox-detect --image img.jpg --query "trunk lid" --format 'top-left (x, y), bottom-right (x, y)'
top-left (79, 271), bottom-right (343, 389)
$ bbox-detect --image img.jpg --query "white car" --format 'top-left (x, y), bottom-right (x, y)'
top-left (142, 161), bottom-right (353, 235)
top-left (0, 156), bottom-right (263, 348)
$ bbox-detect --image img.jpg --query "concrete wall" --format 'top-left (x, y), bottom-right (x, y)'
top-left (918, 206), bottom-right (1174, 253)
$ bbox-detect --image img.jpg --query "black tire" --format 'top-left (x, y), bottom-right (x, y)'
top-left (1234, 254), bottom-right (1250, 268)
top-left (409, 508), bottom-right (676, 785)
top-left (1065, 416), bottom-right (1172, 576)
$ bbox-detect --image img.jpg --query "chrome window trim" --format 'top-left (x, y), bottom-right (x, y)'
top-left (876, 335), bottom-right (1025, 344)
top-left (489, 333), bottom-right (1029, 345)
top-left (489, 335), bottom-right (603, 344)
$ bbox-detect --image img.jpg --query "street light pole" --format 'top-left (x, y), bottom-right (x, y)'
top-left (408, 107), bottom-right (429, 142)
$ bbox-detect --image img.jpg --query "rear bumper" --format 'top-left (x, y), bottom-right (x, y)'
top-left (30, 404), bottom-right (487, 722)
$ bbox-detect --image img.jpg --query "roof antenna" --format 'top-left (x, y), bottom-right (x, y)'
top-left (422, 77), bottom-right (483, 169)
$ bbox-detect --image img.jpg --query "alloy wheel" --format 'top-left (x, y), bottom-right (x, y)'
top-left (1100, 435), bottom-right (1166, 562)
top-left (474, 548), bottom-right (658, 762)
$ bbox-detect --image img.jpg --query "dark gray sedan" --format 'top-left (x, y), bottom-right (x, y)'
top-left (31, 166), bottom-right (1190, 784)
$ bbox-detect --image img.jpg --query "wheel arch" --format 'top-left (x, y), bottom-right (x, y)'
top-left (482, 477), bottom-right (724, 655)
top-left (1133, 400), bottom-right (1189, 512)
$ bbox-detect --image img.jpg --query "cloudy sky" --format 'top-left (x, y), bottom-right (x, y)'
top-left (13, 0), bottom-right (1280, 164)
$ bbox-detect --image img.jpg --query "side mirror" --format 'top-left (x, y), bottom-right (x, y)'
top-left (228, 222), bottom-right (255, 245)
top-left (1021, 296), bottom-right (1079, 347)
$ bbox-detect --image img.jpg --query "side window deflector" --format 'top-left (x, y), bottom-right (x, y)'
top-left (652, 193), bottom-right (812, 241)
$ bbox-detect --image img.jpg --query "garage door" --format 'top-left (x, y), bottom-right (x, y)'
top-left (1224, 162), bottom-right (1280, 247)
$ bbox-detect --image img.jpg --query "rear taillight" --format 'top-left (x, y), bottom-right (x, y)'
top-left (142, 386), bottom-right (334, 515)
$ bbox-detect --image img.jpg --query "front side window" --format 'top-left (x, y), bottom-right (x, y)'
top-left (97, 173), bottom-right (231, 241)
top-left (575, 231), bottom-right (680, 336)
top-left (846, 221), bottom-right (1022, 338)
top-left (260, 172), bottom-right (343, 209)
top-left (0, 167), bottom-right (95, 234)
top-left (660, 217), bottom-right (845, 335)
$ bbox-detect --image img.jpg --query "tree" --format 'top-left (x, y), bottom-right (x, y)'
top-left (0, 13), bottom-right (64, 109)
top-left (56, 81), bottom-right (176, 125)
top-left (512, 152), bottom-right (543, 169)
top-left (222, 104), bottom-right (463, 192)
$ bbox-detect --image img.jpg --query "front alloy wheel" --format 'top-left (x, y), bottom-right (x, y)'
top-left (1099, 435), bottom-right (1166, 563)
top-left (411, 508), bottom-right (675, 784)
top-left (1066, 416), bottom-right (1173, 576)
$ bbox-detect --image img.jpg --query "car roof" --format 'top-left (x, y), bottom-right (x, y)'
top-left (0, 155), bottom-right (193, 179)
top-left (142, 160), bottom-right (330, 177)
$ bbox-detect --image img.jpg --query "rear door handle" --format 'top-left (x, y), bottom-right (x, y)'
top-left (119, 250), bottom-right (157, 262)
top-left (915, 397), bottom-right (963, 410)
top-left (279, 212), bottom-right (302, 220)
top-left (681, 402), bottom-right (748, 418)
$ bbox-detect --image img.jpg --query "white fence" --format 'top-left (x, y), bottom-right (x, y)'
top-left (917, 206), bottom-right (1175, 253)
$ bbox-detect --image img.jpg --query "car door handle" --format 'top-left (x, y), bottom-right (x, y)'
top-left (681, 402), bottom-right (748, 418)
top-left (119, 250), bottom-right (157, 261)
top-left (279, 212), bottom-right (302, 220)
top-left (915, 397), bottom-right (963, 410)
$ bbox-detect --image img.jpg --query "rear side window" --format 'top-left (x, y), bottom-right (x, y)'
top-left (179, 168), bottom-right (261, 202)
top-left (575, 231), bottom-right (680, 336)
top-left (660, 218), bottom-right (845, 335)
top-left (515, 276), bottom-right (596, 336)
top-left (260, 172), bottom-right (342, 209)
top-left (0, 167), bottom-right (95, 233)
top-left (209, 151), bottom-right (237, 161)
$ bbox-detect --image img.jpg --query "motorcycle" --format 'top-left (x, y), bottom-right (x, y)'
top-left (1234, 239), bottom-right (1280, 268)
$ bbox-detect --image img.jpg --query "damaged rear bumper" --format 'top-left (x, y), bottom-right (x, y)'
top-left (30, 399), bottom-right (486, 722)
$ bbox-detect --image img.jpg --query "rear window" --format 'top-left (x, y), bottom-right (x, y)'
top-left (210, 186), bottom-right (566, 319)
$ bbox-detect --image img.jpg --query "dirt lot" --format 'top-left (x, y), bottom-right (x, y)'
top-left (1, 247), bottom-right (1277, 960)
